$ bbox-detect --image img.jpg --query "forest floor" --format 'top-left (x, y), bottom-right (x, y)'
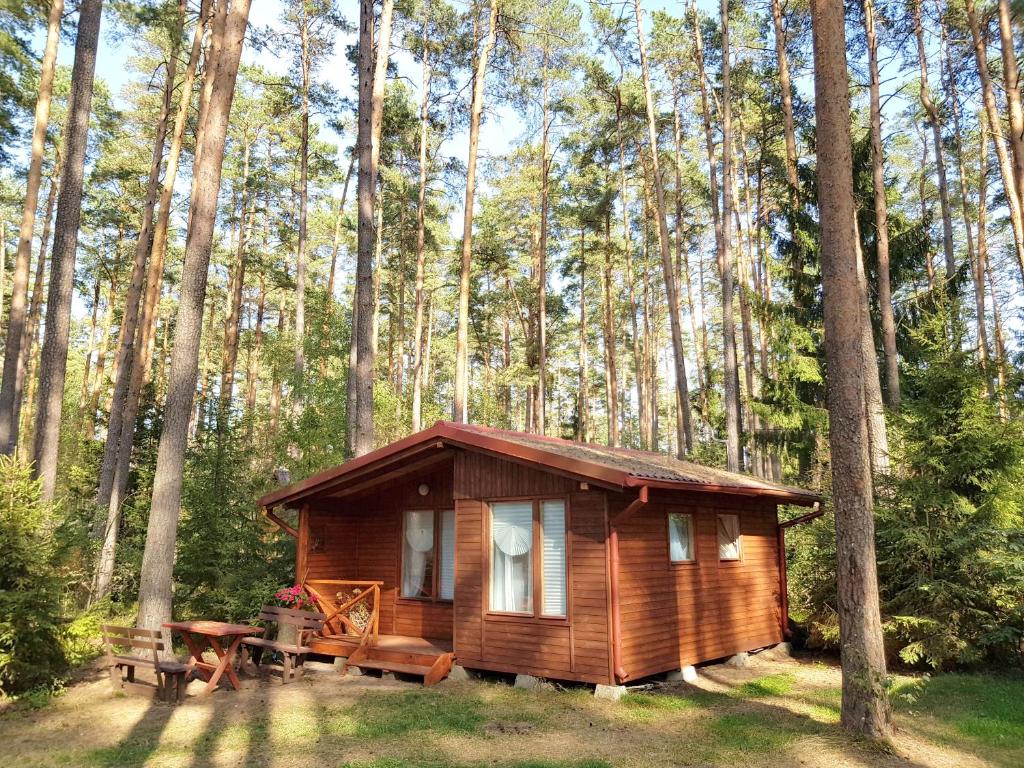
top-left (0, 651), bottom-right (1020, 768)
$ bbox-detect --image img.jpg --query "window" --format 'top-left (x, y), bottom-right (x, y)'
top-left (668, 513), bottom-right (695, 562)
top-left (401, 509), bottom-right (455, 600)
top-left (718, 514), bottom-right (741, 560)
top-left (490, 499), bottom-right (567, 617)
top-left (541, 500), bottom-right (567, 616)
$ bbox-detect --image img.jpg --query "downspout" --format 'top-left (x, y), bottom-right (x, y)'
top-left (777, 502), bottom-right (824, 639)
top-left (609, 485), bottom-right (649, 683)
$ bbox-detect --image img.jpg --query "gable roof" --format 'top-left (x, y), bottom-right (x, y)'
top-left (257, 421), bottom-right (821, 508)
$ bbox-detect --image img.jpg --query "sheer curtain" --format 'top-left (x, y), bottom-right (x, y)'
top-left (402, 510), bottom-right (435, 597)
top-left (491, 502), bottom-right (533, 613)
top-left (668, 513), bottom-right (694, 562)
top-left (718, 514), bottom-right (741, 560)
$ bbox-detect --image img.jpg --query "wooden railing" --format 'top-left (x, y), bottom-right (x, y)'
top-left (304, 580), bottom-right (381, 649)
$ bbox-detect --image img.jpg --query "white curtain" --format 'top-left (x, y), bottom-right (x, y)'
top-left (439, 510), bottom-right (455, 600)
top-left (718, 514), bottom-right (741, 560)
top-left (668, 513), bottom-right (693, 562)
top-left (541, 500), bottom-right (566, 616)
top-left (491, 502), bottom-right (533, 613)
top-left (402, 510), bottom-right (434, 597)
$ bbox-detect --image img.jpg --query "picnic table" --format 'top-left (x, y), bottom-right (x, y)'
top-left (162, 620), bottom-right (263, 694)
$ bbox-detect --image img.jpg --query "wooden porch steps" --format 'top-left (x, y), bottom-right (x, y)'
top-left (308, 633), bottom-right (455, 686)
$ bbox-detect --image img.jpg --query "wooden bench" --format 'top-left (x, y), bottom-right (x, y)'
top-left (102, 625), bottom-right (189, 703)
top-left (239, 606), bottom-right (325, 684)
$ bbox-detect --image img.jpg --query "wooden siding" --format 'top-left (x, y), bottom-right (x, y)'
top-left (614, 491), bottom-right (783, 680)
top-left (302, 463), bottom-right (454, 641)
top-left (452, 452), bottom-right (612, 684)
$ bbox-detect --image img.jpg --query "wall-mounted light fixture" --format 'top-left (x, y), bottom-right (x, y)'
top-left (418, 483), bottom-right (430, 496)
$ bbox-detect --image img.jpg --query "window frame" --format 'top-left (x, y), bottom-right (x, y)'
top-left (717, 513), bottom-right (743, 562)
top-left (398, 507), bottom-right (455, 604)
top-left (666, 511), bottom-right (697, 566)
top-left (485, 495), bottom-right (570, 622)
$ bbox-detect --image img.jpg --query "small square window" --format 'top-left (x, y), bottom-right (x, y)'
top-left (668, 513), bottom-right (695, 562)
top-left (718, 514), bottom-right (741, 560)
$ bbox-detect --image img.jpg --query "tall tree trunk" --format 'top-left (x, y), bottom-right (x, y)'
top-left (718, 0), bottom-right (742, 470)
top-left (913, 0), bottom-right (956, 284)
top-left (294, 3), bottom-right (310, 387)
top-left (965, 0), bottom-right (1024, 282)
top-left (998, 0), bottom-right (1024, 208)
top-left (246, 274), bottom-right (266, 417)
top-left (634, 0), bottom-right (693, 456)
top-left (0, 0), bottom-right (63, 455)
top-left (674, 96), bottom-right (705, 408)
top-left (353, 0), bottom-right (395, 454)
top-left (99, 0), bottom-right (210, 527)
top-left (770, 0), bottom-right (799, 195)
top-left (974, 115), bottom-right (991, 397)
top-left (454, 0), bottom-right (498, 424)
top-left (536, 49), bottom-right (551, 435)
top-left (810, 0), bottom-right (892, 739)
top-left (14, 166), bottom-right (60, 454)
top-left (864, 0), bottom-right (900, 406)
top-left (32, 0), bottom-right (105, 501)
top-left (602, 195), bottom-right (619, 447)
top-left (614, 96), bottom-right (647, 449)
top-left (220, 133), bottom-right (254, 430)
top-left (136, 0), bottom-right (252, 636)
top-left (94, 8), bottom-right (182, 517)
top-left (577, 227), bottom-right (588, 441)
top-left (411, 28), bottom-right (432, 433)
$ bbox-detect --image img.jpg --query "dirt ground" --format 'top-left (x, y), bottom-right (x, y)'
top-left (0, 651), bottom-right (1018, 768)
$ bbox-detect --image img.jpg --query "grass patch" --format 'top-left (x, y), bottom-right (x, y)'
top-left (892, 672), bottom-right (1024, 761)
top-left (619, 692), bottom-right (701, 722)
top-left (733, 673), bottom-right (796, 698)
top-left (708, 712), bottom-right (797, 754)
top-left (350, 690), bottom-right (486, 737)
top-left (340, 761), bottom-right (611, 768)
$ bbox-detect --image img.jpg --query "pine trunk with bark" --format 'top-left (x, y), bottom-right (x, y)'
top-left (810, 0), bottom-right (893, 739)
top-left (32, 0), bottom-right (105, 501)
top-left (454, 0), bottom-right (498, 425)
top-left (353, 0), bottom-right (395, 454)
top-left (136, 0), bottom-right (252, 636)
top-left (864, 0), bottom-right (900, 406)
top-left (0, 0), bottom-right (63, 455)
top-left (411, 26), bottom-right (432, 432)
top-left (634, 0), bottom-right (693, 456)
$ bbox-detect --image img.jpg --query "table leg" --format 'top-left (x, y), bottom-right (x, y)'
top-left (179, 631), bottom-right (213, 682)
top-left (202, 635), bottom-right (245, 693)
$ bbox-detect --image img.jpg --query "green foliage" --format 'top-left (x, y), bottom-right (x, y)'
top-left (0, 456), bottom-right (67, 695)
top-left (877, 307), bottom-right (1024, 668)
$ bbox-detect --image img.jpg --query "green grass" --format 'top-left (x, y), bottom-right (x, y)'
top-left (340, 761), bottom-right (612, 768)
top-left (21, 670), bottom-right (1024, 768)
top-left (707, 712), bottom-right (799, 754)
top-left (891, 672), bottom-right (1024, 763)
top-left (732, 673), bottom-right (797, 698)
top-left (349, 690), bottom-right (487, 737)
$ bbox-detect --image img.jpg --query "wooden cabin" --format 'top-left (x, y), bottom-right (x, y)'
top-left (258, 422), bottom-right (820, 687)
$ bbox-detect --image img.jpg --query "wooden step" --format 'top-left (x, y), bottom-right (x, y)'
top-left (351, 658), bottom-right (434, 676)
top-left (360, 646), bottom-right (443, 668)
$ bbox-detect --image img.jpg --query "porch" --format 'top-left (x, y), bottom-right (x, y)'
top-left (303, 579), bottom-right (455, 685)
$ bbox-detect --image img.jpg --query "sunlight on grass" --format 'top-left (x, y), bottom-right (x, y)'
top-left (619, 692), bottom-right (700, 722)
top-left (339, 760), bottom-right (612, 768)
top-left (892, 672), bottom-right (1024, 761)
top-left (733, 673), bottom-right (796, 698)
top-left (351, 690), bottom-right (486, 737)
top-left (708, 712), bottom-right (797, 754)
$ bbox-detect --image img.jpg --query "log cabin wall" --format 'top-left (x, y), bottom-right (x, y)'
top-left (613, 490), bottom-right (783, 680)
top-left (303, 461), bottom-right (455, 641)
top-left (452, 451), bottom-right (613, 684)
